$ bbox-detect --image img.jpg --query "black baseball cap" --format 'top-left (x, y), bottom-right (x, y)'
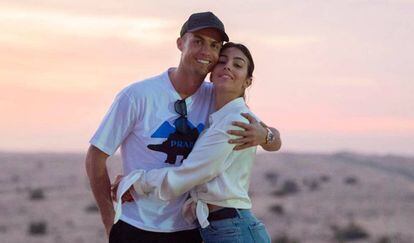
top-left (180, 12), bottom-right (229, 42)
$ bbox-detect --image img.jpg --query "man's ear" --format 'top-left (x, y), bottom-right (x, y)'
top-left (177, 37), bottom-right (184, 51)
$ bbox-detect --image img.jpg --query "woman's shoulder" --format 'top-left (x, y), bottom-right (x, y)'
top-left (218, 108), bottom-right (254, 130)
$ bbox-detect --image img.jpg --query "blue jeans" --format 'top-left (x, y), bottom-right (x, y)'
top-left (199, 209), bottom-right (271, 243)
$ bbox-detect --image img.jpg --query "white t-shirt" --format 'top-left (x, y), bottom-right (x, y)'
top-left (115, 98), bottom-right (257, 228)
top-left (90, 68), bottom-right (214, 232)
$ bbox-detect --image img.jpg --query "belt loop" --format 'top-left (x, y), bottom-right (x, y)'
top-left (235, 208), bottom-right (243, 218)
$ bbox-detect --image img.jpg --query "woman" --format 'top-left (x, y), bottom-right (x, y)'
top-left (114, 42), bottom-right (273, 242)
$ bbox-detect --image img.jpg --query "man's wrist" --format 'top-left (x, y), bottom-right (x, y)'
top-left (264, 127), bottom-right (275, 145)
top-left (259, 122), bottom-right (271, 145)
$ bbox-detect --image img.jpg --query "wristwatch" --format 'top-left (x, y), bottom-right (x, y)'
top-left (265, 127), bottom-right (275, 144)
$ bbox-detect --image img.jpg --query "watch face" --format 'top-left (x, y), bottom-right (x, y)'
top-left (268, 132), bottom-right (274, 142)
top-left (266, 128), bottom-right (275, 143)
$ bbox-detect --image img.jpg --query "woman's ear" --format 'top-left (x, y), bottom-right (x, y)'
top-left (243, 77), bottom-right (253, 89)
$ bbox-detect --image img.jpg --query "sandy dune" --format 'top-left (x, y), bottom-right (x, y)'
top-left (0, 152), bottom-right (413, 243)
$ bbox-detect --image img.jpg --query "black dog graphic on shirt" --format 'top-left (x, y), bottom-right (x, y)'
top-left (147, 127), bottom-right (199, 164)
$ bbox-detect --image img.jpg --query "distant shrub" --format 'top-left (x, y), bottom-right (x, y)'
top-left (308, 180), bottom-right (320, 191)
top-left (344, 176), bottom-right (358, 185)
top-left (269, 204), bottom-right (284, 215)
top-left (320, 175), bottom-right (330, 183)
top-left (29, 188), bottom-right (45, 200)
top-left (377, 234), bottom-right (404, 243)
top-left (272, 234), bottom-right (300, 243)
top-left (265, 172), bottom-right (279, 184)
top-left (303, 178), bottom-right (320, 191)
top-left (85, 203), bottom-right (99, 213)
top-left (273, 180), bottom-right (300, 197)
top-left (377, 236), bottom-right (392, 243)
top-left (28, 221), bottom-right (47, 235)
top-left (331, 222), bottom-right (369, 241)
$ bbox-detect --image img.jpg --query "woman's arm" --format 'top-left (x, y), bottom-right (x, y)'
top-left (130, 127), bottom-right (238, 201)
top-left (112, 127), bottom-right (239, 223)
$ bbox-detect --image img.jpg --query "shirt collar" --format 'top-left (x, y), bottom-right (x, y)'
top-left (163, 68), bottom-right (208, 107)
top-left (209, 97), bottom-right (246, 125)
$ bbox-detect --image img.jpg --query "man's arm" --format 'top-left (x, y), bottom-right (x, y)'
top-left (85, 145), bottom-right (113, 236)
top-left (260, 126), bottom-right (282, 151)
top-left (228, 113), bottom-right (282, 151)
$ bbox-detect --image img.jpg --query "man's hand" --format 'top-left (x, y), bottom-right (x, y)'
top-left (111, 175), bottom-right (135, 203)
top-left (227, 113), bottom-right (268, 150)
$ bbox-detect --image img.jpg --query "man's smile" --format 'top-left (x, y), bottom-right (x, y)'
top-left (196, 59), bottom-right (211, 65)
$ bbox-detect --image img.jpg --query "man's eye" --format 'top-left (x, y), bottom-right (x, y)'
top-left (211, 43), bottom-right (220, 50)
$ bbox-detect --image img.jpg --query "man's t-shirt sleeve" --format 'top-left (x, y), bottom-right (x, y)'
top-left (89, 90), bottom-right (137, 156)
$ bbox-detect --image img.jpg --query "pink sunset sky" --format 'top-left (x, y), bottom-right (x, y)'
top-left (1, 1), bottom-right (413, 155)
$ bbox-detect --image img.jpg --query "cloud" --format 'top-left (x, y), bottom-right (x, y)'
top-left (0, 6), bottom-right (175, 46)
top-left (234, 31), bottom-right (322, 49)
top-left (1, 1), bottom-right (413, 154)
top-left (258, 35), bottom-right (322, 48)
top-left (313, 77), bottom-right (379, 87)
top-left (0, 5), bottom-right (181, 91)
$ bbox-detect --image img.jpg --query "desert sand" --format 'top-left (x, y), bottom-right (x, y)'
top-left (0, 151), bottom-right (413, 243)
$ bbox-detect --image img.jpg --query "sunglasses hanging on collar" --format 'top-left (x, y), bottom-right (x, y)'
top-left (174, 99), bottom-right (191, 134)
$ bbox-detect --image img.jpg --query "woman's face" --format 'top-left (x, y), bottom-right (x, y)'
top-left (210, 47), bottom-right (252, 97)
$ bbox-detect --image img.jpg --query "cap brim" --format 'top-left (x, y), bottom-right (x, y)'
top-left (188, 26), bottom-right (229, 42)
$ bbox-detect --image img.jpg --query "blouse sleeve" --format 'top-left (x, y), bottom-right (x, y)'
top-left (127, 124), bottom-right (240, 201)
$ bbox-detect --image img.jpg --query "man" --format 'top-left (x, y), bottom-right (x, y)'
top-left (85, 11), bottom-right (281, 242)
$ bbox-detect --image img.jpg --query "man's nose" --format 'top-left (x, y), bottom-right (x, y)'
top-left (200, 43), bottom-right (216, 55)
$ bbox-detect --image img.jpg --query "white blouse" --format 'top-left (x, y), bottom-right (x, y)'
top-left (115, 97), bottom-right (258, 228)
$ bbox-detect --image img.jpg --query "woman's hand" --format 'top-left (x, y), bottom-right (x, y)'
top-left (228, 113), bottom-right (281, 151)
top-left (111, 175), bottom-right (135, 203)
top-left (227, 113), bottom-right (268, 150)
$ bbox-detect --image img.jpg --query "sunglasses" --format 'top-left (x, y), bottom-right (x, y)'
top-left (174, 99), bottom-right (191, 134)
